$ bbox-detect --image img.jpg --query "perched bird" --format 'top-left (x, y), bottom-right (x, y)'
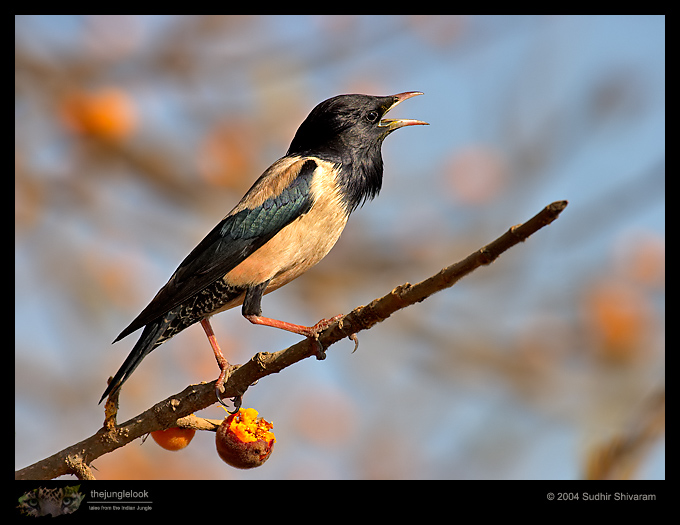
top-left (100, 91), bottom-right (427, 405)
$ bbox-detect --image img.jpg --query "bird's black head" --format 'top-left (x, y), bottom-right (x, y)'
top-left (287, 92), bottom-right (427, 212)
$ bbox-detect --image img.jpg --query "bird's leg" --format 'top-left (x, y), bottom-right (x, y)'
top-left (201, 318), bottom-right (229, 384)
top-left (242, 282), bottom-right (341, 359)
top-left (200, 318), bottom-right (240, 412)
top-left (244, 314), bottom-right (343, 359)
top-left (243, 314), bottom-right (343, 339)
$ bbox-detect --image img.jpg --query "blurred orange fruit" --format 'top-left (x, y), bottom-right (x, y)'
top-left (583, 281), bottom-right (652, 363)
top-left (59, 87), bottom-right (137, 140)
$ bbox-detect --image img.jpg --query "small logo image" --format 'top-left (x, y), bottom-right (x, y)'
top-left (17, 485), bottom-right (85, 518)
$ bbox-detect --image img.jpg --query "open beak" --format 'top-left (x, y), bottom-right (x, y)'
top-left (379, 91), bottom-right (429, 131)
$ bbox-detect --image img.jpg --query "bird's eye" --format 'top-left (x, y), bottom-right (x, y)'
top-left (365, 110), bottom-right (379, 123)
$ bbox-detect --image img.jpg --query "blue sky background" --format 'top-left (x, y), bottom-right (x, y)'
top-left (16, 15), bottom-right (664, 479)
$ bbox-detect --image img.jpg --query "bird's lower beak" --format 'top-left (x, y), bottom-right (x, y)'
top-left (379, 91), bottom-right (429, 131)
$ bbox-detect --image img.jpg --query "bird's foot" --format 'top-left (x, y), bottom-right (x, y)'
top-left (304, 315), bottom-right (360, 358)
top-left (244, 313), bottom-right (343, 359)
top-left (214, 372), bottom-right (237, 412)
top-left (214, 365), bottom-right (242, 414)
top-left (303, 314), bottom-right (344, 360)
top-left (307, 314), bottom-right (344, 335)
top-left (215, 386), bottom-right (242, 414)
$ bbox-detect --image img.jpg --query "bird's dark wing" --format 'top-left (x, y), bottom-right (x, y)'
top-left (114, 158), bottom-right (317, 342)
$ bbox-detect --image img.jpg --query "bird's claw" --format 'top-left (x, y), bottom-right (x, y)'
top-left (310, 335), bottom-right (327, 360)
top-left (308, 314), bottom-right (343, 335)
top-left (348, 332), bottom-right (359, 353)
top-left (305, 314), bottom-right (342, 360)
top-left (307, 315), bottom-right (359, 358)
top-left (229, 394), bottom-right (243, 414)
top-left (337, 317), bottom-right (359, 353)
top-left (215, 383), bottom-right (242, 414)
top-left (214, 364), bottom-right (242, 413)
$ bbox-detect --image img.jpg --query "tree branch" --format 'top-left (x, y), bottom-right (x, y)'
top-left (15, 200), bottom-right (568, 480)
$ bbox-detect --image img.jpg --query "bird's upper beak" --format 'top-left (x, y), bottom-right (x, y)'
top-left (379, 91), bottom-right (429, 131)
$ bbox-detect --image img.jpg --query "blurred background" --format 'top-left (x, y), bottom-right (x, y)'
top-left (15, 15), bottom-right (664, 480)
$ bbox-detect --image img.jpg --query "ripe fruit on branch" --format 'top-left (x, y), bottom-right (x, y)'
top-left (150, 427), bottom-right (196, 451)
top-left (215, 408), bottom-right (275, 469)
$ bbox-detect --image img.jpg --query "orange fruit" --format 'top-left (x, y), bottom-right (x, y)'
top-left (215, 408), bottom-right (275, 469)
top-left (150, 427), bottom-right (196, 451)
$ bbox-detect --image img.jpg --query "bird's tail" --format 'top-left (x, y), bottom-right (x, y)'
top-left (99, 320), bottom-right (167, 404)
